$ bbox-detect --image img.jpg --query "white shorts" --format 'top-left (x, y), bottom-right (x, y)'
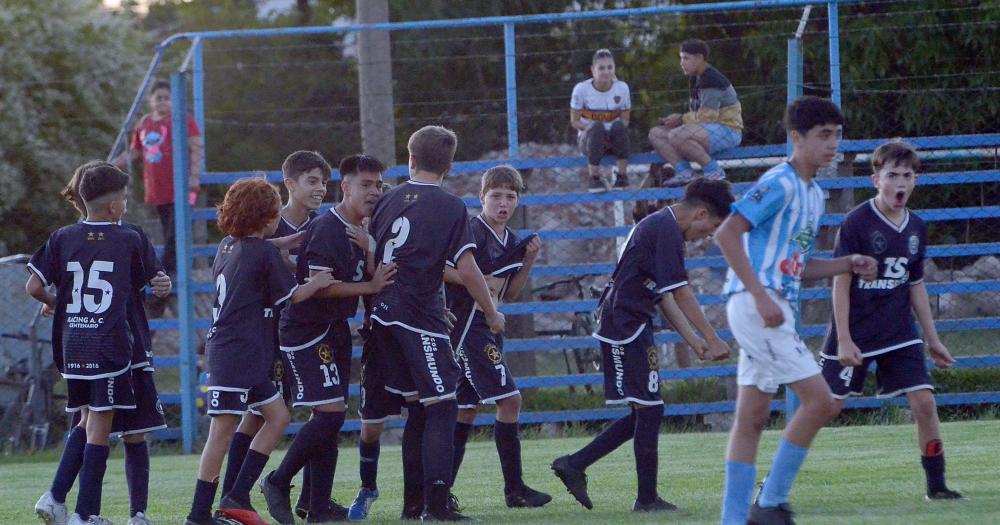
top-left (726, 290), bottom-right (820, 394)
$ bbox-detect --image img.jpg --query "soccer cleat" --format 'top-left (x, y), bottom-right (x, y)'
top-left (588, 175), bottom-right (610, 193)
top-left (632, 496), bottom-right (678, 512)
top-left (35, 491), bottom-right (69, 525)
top-left (295, 503), bottom-right (308, 520)
top-left (612, 168), bottom-right (629, 188)
top-left (67, 515), bottom-right (112, 525)
top-left (258, 472), bottom-right (295, 525)
top-left (926, 488), bottom-right (966, 501)
top-left (550, 455), bottom-right (592, 510)
top-left (445, 492), bottom-right (463, 513)
top-left (747, 501), bottom-right (796, 525)
top-left (663, 168), bottom-right (697, 188)
top-left (184, 517), bottom-right (239, 525)
top-left (306, 500), bottom-right (350, 523)
top-left (218, 495), bottom-right (269, 525)
top-left (127, 512), bottom-right (154, 525)
top-left (348, 487), bottom-right (380, 521)
top-left (400, 504), bottom-right (423, 521)
top-left (504, 485), bottom-right (552, 508)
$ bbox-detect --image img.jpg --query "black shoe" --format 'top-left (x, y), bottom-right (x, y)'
top-left (612, 169), bottom-right (628, 188)
top-left (258, 472), bottom-right (295, 525)
top-left (420, 507), bottom-right (474, 522)
top-left (505, 485), bottom-right (552, 508)
top-left (551, 455), bottom-right (592, 510)
top-left (747, 501), bottom-right (795, 525)
top-left (306, 500), bottom-right (349, 523)
top-left (926, 488), bottom-right (966, 501)
top-left (295, 502), bottom-right (308, 520)
top-left (632, 496), bottom-right (678, 512)
top-left (445, 492), bottom-right (462, 513)
top-left (588, 175), bottom-right (609, 193)
top-left (401, 504), bottom-right (424, 521)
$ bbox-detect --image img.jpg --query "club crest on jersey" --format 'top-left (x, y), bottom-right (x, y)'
top-left (909, 234), bottom-right (920, 255)
top-left (871, 230), bottom-right (887, 254)
top-left (613, 95), bottom-right (621, 104)
top-left (272, 358), bottom-right (285, 380)
top-left (316, 344), bottom-right (333, 365)
top-left (750, 186), bottom-right (770, 203)
top-left (646, 346), bottom-right (658, 370)
top-left (485, 343), bottom-right (502, 365)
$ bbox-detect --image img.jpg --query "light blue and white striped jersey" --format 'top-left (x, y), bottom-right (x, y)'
top-left (722, 162), bottom-right (825, 310)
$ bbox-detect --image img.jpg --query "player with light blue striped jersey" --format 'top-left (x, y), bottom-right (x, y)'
top-left (721, 160), bottom-right (826, 313)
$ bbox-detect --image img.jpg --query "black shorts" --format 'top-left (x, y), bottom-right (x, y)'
top-left (599, 326), bottom-right (663, 406)
top-left (454, 316), bottom-right (518, 409)
top-left (820, 343), bottom-right (934, 399)
top-left (111, 369), bottom-right (167, 435)
top-left (282, 324), bottom-right (352, 408)
top-left (207, 380), bottom-right (279, 416)
top-left (66, 371), bottom-right (137, 413)
top-left (358, 333), bottom-right (403, 424)
top-left (372, 322), bottom-right (461, 404)
top-left (249, 353), bottom-right (295, 416)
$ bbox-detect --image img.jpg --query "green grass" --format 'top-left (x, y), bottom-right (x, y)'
top-left (2, 421), bottom-right (998, 524)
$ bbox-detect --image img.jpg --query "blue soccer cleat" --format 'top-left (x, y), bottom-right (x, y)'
top-left (348, 487), bottom-right (380, 521)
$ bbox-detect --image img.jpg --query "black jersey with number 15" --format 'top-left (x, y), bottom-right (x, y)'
top-left (370, 180), bottom-right (475, 337)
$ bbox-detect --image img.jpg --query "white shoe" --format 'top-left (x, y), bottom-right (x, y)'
top-left (126, 512), bottom-right (152, 525)
top-left (35, 492), bottom-right (68, 525)
top-left (68, 514), bottom-right (112, 525)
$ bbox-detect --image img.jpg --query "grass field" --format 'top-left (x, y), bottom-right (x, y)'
top-left (2, 420), bottom-right (997, 524)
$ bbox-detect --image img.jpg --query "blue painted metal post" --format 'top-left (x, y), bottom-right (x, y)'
top-left (785, 38), bottom-right (804, 419)
top-left (170, 72), bottom-right (197, 454)
top-left (192, 38), bottom-right (206, 175)
top-left (503, 23), bottom-right (519, 159)
top-left (827, 2), bottom-right (842, 106)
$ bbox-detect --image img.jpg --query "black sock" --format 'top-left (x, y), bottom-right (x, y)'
top-left (272, 416), bottom-right (328, 487)
top-left (921, 439), bottom-right (946, 494)
top-left (50, 426), bottom-right (87, 502)
top-left (423, 401), bottom-right (458, 489)
top-left (308, 412), bottom-right (345, 512)
top-left (75, 443), bottom-right (110, 518)
top-left (494, 421), bottom-right (524, 494)
top-left (402, 402), bottom-right (426, 511)
top-left (124, 441), bottom-right (150, 516)
top-left (451, 422), bottom-right (473, 486)
top-left (221, 431), bottom-right (253, 500)
top-left (633, 406), bottom-right (662, 505)
top-left (359, 438), bottom-right (381, 491)
top-left (229, 449), bottom-right (270, 503)
top-left (568, 411), bottom-right (636, 470)
top-left (189, 479), bottom-right (218, 521)
top-left (296, 462), bottom-right (311, 511)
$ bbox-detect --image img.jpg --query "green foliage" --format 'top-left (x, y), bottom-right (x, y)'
top-left (0, 0), bottom-right (149, 254)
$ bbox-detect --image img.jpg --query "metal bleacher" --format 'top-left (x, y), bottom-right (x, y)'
top-left (148, 133), bottom-right (1000, 440)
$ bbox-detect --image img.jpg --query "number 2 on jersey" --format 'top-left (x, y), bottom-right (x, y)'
top-left (381, 217), bottom-right (411, 264)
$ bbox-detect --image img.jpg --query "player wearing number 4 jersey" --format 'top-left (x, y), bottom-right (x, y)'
top-left (27, 162), bottom-right (154, 525)
top-left (369, 125), bottom-right (504, 522)
top-left (185, 178), bottom-right (336, 525)
top-left (552, 178), bottom-right (734, 513)
top-left (820, 141), bottom-right (963, 502)
top-left (260, 155), bottom-right (395, 525)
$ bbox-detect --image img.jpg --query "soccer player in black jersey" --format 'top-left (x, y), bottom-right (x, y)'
top-left (220, 151), bottom-right (332, 516)
top-left (443, 166), bottom-right (550, 510)
top-left (27, 162), bottom-right (154, 525)
top-left (185, 178), bottom-right (335, 525)
top-left (33, 162), bottom-right (172, 525)
top-left (820, 142), bottom-right (963, 501)
top-left (551, 179), bottom-right (734, 513)
top-left (259, 154), bottom-right (396, 525)
top-left (369, 125), bottom-right (504, 521)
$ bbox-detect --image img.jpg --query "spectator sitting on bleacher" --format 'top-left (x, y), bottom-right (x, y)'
top-left (648, 39), bottom-right (743, 187)
top-left (570, 48), bottom-right (631, 193)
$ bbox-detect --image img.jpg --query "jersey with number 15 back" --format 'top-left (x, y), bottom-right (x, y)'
top-left (28, 222), bottom-right (148, 380)
top-left (206, 237), bottom-right (298, 389)
top-left (370, 180), bottom-right (475, 337)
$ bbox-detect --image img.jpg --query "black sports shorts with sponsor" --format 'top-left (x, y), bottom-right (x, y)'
top-left (455, 315), bottom-right (518, 408)
top-left (372, 322), bottom-right (461, 404)
top-left (820, 343), bottom-right (933, 399)
top-left (600, 326), bottom-right (663, 406)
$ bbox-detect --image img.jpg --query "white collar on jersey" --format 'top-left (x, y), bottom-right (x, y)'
top-left (476, 214), bottom-right (508, 246)
top-left (280, 214), bottom-right (308, 231)
top-left (406, 179), bottom-right (441, 187)
top-left (329, 206), bottom-right (353, 227)
top-left (81, 220), bottom-right (115, 226)
top-left (868, 198), bottom-right (909, 233)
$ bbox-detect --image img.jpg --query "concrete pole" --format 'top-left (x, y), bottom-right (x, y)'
top-left (356, 0), bottom-right (396, 170)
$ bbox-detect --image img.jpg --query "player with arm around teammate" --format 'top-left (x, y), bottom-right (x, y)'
top-left (551, 178), bottom-right (735, 513)
top-left (819, 141), bottom-right (963, 502)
